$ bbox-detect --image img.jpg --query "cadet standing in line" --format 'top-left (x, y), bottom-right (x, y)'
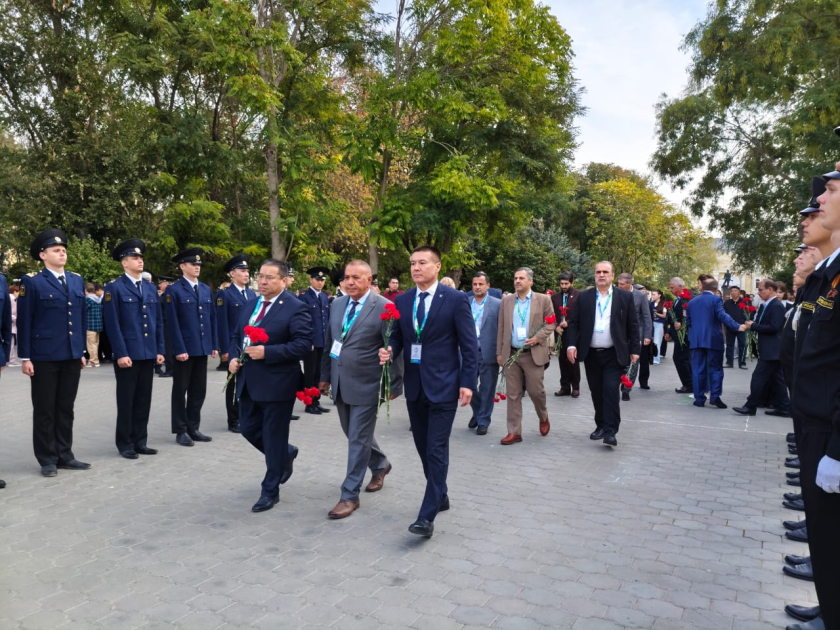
top-left (102, 240), bottom-right (166, 459)
top-left (216, 254), bottom-right (256, 434)
top-left (0, 268), bottom-right (11, 488)
top-left (164, 248), bottom-right (217, 447)
top-left (17, 229), bottom-right (90, 477)
top-left (298, 266), bottom-right (331, 415)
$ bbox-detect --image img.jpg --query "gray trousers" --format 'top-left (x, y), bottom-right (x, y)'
top-left (335, 389), bottom-right (389, 502)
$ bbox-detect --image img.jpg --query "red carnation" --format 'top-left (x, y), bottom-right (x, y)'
top-left (306, 387), bottom-right (320, 397)
top-left (546, 289), bottom-right (554, 295)
top-left (303, 396), bottom-right (313, 406)
top-left (738, 302), bottom-right (748, 310)
top-left (295, 391), bottom-right (305, 401)
top-left (499, 394), bottom-right (507, 400)
top-left (620, 375), bottom-right (633, 388)
top-left (558, 306), bottom-right (569, 317)
top-left (494, 397), bottom-right (500, 403)
top-left (679, 289), bottom-right (692, 300)
top-left (244, 325), bottom-right (269, 344)
top-left (663, 301), bottom-right (673, 309)
top-left (748, 305), bottom-right (757, 313)
top-left (545, 314), bottom-right (557, 325)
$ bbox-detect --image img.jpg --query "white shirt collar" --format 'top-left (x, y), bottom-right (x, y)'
top-left (184, 277), bottom-right (198, 289)
top-left (516, 290), bottom-right (533, 302)
top-left (124, 272), bottom-right (142, 284)
top-left (597, 285), bottom-right (613, 298)
top-left (416, 281), bottom-right (438, 297)
top-left (233, 282), bottom-right (248, 292)
top-left (45, 267), bottom-right (65, 280)
top-left (348, 289), bottom-right (371, 306)
top-left (311, 287), bottom-right (321, 297)
top-left (763, 295), bottom-right (776, 305)
top-left (827, 246), bottom-right (840, 267)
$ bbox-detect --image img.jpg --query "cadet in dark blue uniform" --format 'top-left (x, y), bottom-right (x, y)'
top-left (216, 254), bottom-right (256, 433)
top-left (102, 240), bottom-right (166, 459)
top-left (0, 270), bottom-right (11, 488)
top-left (17, 229), bottom-right (90, 477)
top-left (298, 266), bottom-right (331, 415)
top-left (164, 248), bottom-right (218, 446)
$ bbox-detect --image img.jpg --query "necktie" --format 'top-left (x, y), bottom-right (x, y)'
top-left (254, 300), bottom-right (270, 324)
top-left (416, 292), bottom-right (429, 329)
top-left (136, 281), bottom-right (142, 293)
top-left (193, 283), bottom-right (199, 299)
top-left (757, 304), bottom-right (765, 323)
top-left (58, 275), bottom-right (67, 292)
top-left (347, 301), bottom-right (359, 321)
top-left (241, 289), bottom-right (246, 299)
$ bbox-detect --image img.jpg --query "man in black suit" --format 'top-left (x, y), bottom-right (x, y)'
top-left (734, 279), bottom-right (790, 417)
top-left (566, 261), bottom-right (640, 447)
top-left (666, 277), bottom-right (693, 393)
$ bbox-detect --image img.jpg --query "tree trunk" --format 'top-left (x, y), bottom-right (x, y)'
top-left (266, 140), bottom-right (286, 260)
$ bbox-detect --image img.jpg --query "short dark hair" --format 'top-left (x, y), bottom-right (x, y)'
top-left (558, 271), bottom-right (575, 283)
top-left (94, 283), bottom-right (103, 292)
top-left (697, 273), bottom-right (713, 283)
top-left (701, 277), bottom-right (718, 292)
top-left (260, 259), bottom-right (288, 277)
top-left (729, 285), bottom-right (740, 291)
top-left (761, 279), bottom-right (778, 291)
top-left (389, 277), bottom-right (399, 283)
top-left (472, 271), bottom-right (490, 283)
top-left (85, 283), bottom-right (95, 293)
top-left (412, 245), bottom-right (441, 262)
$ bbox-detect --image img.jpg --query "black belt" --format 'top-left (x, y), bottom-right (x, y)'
top-left (513, 347), bottom-right (530, 352)
top-left (592, 347), bottom-right (613, 352)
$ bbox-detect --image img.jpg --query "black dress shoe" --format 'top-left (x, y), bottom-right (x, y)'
top-left (738, 365), bottom-right (748, 369)
top-left (158, 372), bottom-right (173, 378)
top-left (786, 527), bottom-right (808, 543)
top-left (710, 399), bottom-right (727, 409)
top-left (252, 495), bottom-right (279, 513)
top-left (723, 364), bottom-right (733, 368)
top-left (228, 424), bottom-right (241, 434)
top-left (785, 554), bottom-right (810, 565)
top-left (787, 477), bottom-right (801, 487)
top-left (408, 518), bottom-right (434, 538)
top-left (787, 470), bottom-right (800, 479)
top-left (291, 414), bottom-right (300, 420)
top-left (786, 458), bottom-right (801, 469)
top-left (621, 392), bottom-right (630, 401)
top-left (41, 464), bottom-right (57, 477)
top-left (783, 499), bottom-right (805, 511)
top-left (789, 445), bottom-right (798, 454)
top-left (121, 450), bottom-right (139, 460)
top-left (786, 618), bottom-right (826, 630)
top-left (315, 402), bottom-right (330, 413)
top-left (468, 416), bottom-right (478, 429)
top-left (439, 495), bottom-right (450, 512)
top-left (57, 459), bottom-right (91, 470)
top-left (189, 431), bottom-right (212, 442)
top-left (603, 433), bottom-right (618, 447)
top-left (784, 492), bottom-right (802, 502)
top-left (0, 479), bottom-right (5, 488)
top-left (639, 384), bottom-right (650, 390)
top-left (693, 401), bottom-right (705, 408)
top-left (675, 386), bottom-right (692, 393)
top-left (476, 425), bottom-right (488, 435)
top-left (783, 561), bottom-right (814, 581)
top-left (766, 409), bottom-right (791, 417)
top-left (135, 446), bottom-right (158, 455)
top-left (280, 446), bottom-right (298, 484)
top-left (590, 428), bottom-right (605, 440)
top-left (784, 519), bottom-right (807, 531)
top-left (305, 405), bottom-right (321, 415)
top-left (787, 432), bottom-right (796, 443)
top-left (787, 455), bottom-right (799, 462)
top-left (733, 406), bottom-right (756, 416)
top-left (785, 604), bottom-right (821, 622)
top-left (176, 433), bottom-right (194, 447)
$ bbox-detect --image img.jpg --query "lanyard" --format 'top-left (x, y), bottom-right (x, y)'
top-left (515, 297), bottom-right (529, 325)
top-left (340, 300), bottom-right (363, 340)
top-left (413, 294), bottom-right (429, 340)
top-left (471, 298), bottom-right (486, 324)
top-left (597, 291), bottom-right (612, 318)
top-left (562, 293), bottom-right (567, 308)
top-left (248, 297), bottom-right (266, 326)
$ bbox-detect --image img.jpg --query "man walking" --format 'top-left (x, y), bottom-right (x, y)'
top-left (298, 267), bottom-right (331, 415)
top-left (102, 240), bottom-right (166, 459)
top-left (617, 273), bottom-right (652, 399)
top-left (734, 280), bottom-right (791, 418)
top-left (320, 260), bottom-right (396, 519)
top-left (164, 248), bottom-right (217, 446)
top-left (379, 245), bottom-right (478, 538)
top-left (566, 261), bottom-right (640, 447)
top-left (468, 272), bottom-right (500, 436)
top-left (666, 277), bottom-right (694, 393)
top-left (686, 276), bottom-right (745, 409)
top-left (551, 271), bottom-right (580, 397)
top-left (722, 286), bottom-right (748, 368)
top-left (18, 229), bottom-right (90, 476)
top-left (496, 268), bottom-right (553, 444)
top-left (229, 260), bottom-right (312, 513)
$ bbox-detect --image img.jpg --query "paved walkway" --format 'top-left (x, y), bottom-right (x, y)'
top-left (0, 355), bottom-right (814, 629)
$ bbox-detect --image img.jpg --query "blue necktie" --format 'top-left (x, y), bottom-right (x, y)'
top-left (347, 301), bottom-right (359, 321)
top-left (416, 292), bottom-right (428, 329)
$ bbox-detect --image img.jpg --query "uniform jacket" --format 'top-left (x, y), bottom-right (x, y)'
top-left (750, 297), bottom-right (785, 361)
top-left (298, 287), bottom-right (330, 348)
top-left (496, 292), bottom-right (554, 366)
top-left (320, 292), bottom-right (403, 405)
top-left (17, 268), bottom-right (87, 361)
top-left (164, 277), bottom-right (216, 356)
top-left (389, 285), bottom-right (479, 403)
top-left (230, 290), bottom-right (313, 403)
top-left (565, 286), bottom-right (640, 367)
top-left (102, 275), bottom-right (165, 360)
top-left (216, 283), bottom-right (256, 357)
top-left (686, 291), bottom-right (741, 351)
top-left (0, 273), bottom-right (11, 366)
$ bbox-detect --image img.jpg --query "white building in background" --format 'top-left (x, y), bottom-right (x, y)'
top-left (711, 240), bottom-right (764, 296)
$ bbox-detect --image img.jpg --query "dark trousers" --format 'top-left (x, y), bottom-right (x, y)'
top-left (30, 359), bottom-right (82, 466)
top-left (302, 347), bottom-right (324, 401)
top-left (469, 358), bottom-right (499, 427)
top-left (171, 355), bottom-right (208, 434)
top-left (558, 337), bottom-right (581, 391)
top-left (621, 344), bottom-right (651, 391)
top-left (672, 337), bottom-right (693, 387)
top-left (800, 432), bottom-right (840, 629)
top-left (224, 374), bottom-right (239, 428)
top-left (583, 347), bottom-right (623, 435)
top-left (690, 348), bottom-right (724, 403)
top-left (239, 388), bottom-right (296, 498)
top-left (725, 329), bottom-right (747, 366)
top-left (114, 359), bottom-right (155, 453)
top-left (745, 359), bottom-right (790, 413)
top-left (405, 384), bottom-right (457, 521)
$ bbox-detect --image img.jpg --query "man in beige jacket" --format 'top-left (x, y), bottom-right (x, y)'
top-left (496, 268), bottom-right (554, 445)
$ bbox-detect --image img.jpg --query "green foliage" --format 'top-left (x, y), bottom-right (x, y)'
top-left (65, 238), bottom-right (122, 285)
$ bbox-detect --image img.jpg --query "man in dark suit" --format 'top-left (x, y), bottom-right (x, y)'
top-left (468, 272), bottom-right (501, 436)
top-left (551, 271), bottom-right (580, 397)
top-left (298, 266), bottom-right (331, 415)
top-left (666, 277), bottom-right (694, 393)
top-left (216, 254), bottom-right (257, 433)
top-left (566, 261), bottom-right (640, 447)
top-left (722, 285), bottom-right (748, 368)
top-left (685, 276), bottom-right (745, 409)
top-left (380, 245), bottom-right (478, 538)
top-left (734, 279), bottom-right (791, 417)
top-left (228, 259), bottom-right (313, 512)
top-left (164, 248), bottom-right (218, 446)
top-left (617, 273), bottom-right (652, 399)
top-left (102, 239), bottom-right (166, 459)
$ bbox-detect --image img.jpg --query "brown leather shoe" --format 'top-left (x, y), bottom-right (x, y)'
top-left (571, 390), bottom-right (580, 398)
top-left (365, 463), bottom-right (392, 492)
top-left (554, 389), bottom-right (571, 396)
top-left (500, 433), bottom-right (522, 445)
top-left (328, 500), bottom-right (359, 519)
top-left (540, 417), bottom-right (550, 436)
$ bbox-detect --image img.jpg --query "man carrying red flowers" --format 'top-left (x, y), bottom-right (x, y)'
top-left (228, 259), bottom-right (313, 513)
top-left (495, 268), bottom-right (555, 444)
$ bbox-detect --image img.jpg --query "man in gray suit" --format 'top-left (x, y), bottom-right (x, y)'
top-left (467, 272), bottom-right (501, 435)
top-left (617, 273), bottom-right (652, 400)
top-left (320, 260), bottom-right (396, 520)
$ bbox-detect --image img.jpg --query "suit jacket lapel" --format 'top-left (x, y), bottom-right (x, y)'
top-left (122, 274), bottom-right (142, 297)
top-left (258, 291), bottom-right (288, 328)
top-left (529, 294), bottom-right (544, 330)
top-left (344, 293), bottom-right (377, 344)
top-left (42, 269), bottom-right (64, 293)
top-left (422, 286), bottom-right (446, 334)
